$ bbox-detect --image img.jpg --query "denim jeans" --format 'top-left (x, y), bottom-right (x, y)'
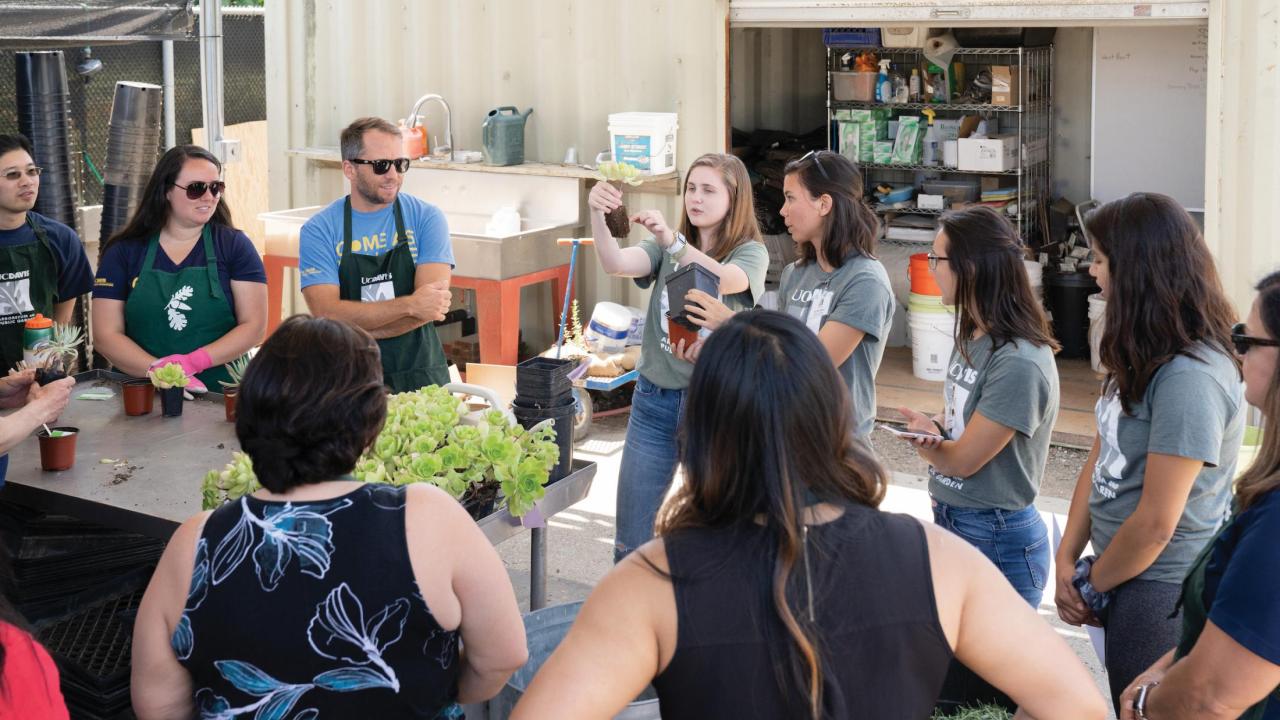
top-left (932, 499), bottom-right (1050, 608)
top-left (614, 375), bottom-right (685, 563)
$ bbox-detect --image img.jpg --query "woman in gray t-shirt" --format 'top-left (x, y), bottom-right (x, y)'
top-left (897, 207), bottom-right (1061, 611)
top-left (1054, 192), bottom-right (1245, 714)
top-left (682, 151), bottom-right (894, 440)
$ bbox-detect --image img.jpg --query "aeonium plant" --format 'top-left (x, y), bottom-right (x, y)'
top-left (149, 362), bottom-right (191, 389)
top-left (218, 353), bottom-right (253, 393)
top-left (596, 160), bottom-right (642, 238)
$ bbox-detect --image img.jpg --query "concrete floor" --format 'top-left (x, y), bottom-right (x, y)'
top-left (497, 413), bottom-right (1116, 718)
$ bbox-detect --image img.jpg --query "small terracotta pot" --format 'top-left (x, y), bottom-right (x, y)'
top-left (122, 380), bottom-right (154, 416)
top-left (38, 426), bottom-right (78, 471)
top-left (160, 387), bottom-right (185, 417)
top-left (667, 315), bottom-right (700, 352)
top-left (224, 389), bottom-right (238, 423)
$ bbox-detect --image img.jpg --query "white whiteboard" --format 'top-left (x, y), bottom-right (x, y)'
top-left (1090, 25), bottom-right (1208, 210)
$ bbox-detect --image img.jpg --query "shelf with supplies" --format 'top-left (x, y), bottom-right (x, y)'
top-left (826, 43), bottom-right (1053, 244)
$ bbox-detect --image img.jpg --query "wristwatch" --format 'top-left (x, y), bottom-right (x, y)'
top-left (1134, 681), bottom-right (1159, 719)
top-left (664, 231), bottom-right (690, 261)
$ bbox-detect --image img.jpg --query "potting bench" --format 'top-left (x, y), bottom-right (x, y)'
top-left (0, 370), bottom-right (596, 610)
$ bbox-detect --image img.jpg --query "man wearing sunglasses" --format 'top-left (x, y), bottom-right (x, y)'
top-left (299, 117), bottom-right (454, 392)
top-left (0, 134), bottom-right (94, 372)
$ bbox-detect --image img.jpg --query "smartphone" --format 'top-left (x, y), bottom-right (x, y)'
top-left (877, 424), bottom-right (942, 442)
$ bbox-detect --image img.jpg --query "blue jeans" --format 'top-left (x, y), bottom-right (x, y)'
top-left (932, 499), bottom-right (1050, 608)
top-left (615, 375), bottom-right (685, 563)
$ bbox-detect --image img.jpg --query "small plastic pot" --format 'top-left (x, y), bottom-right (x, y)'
top-left (665, 263), bottom-right (720, 325)
top-left (159, 387), bottom-right (185, 417)
top-left (122, 379), bottom-right (154, 416)
top-left (38, 426), bottom-right (78, 471)
top-left (223, 389), bottom-right (238, 423)
top-left (667, 314), bottom-right (700, 353)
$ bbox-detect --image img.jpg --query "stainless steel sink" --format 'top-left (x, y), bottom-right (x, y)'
top-left (448, 213), bottom-right (578, 280)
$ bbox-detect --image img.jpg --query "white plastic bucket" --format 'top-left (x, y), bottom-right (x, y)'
top-left (608, 112), bottom-right (678, 175)
top-left (1088, 293), bottom-right (1107, 373)
top-left (909, 309), bottom-right (956, 382)
top-left (1024, 259), bottom-right (1043, 292)
top-left (585, 301), bottom-right (633, 354)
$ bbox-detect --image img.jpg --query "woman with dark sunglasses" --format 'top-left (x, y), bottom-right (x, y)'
top-left (1117, 270), bottom-right (1280, 720)
top-left (1055, 192), bottom-right (1246, 714)
top-left (681, 150), bottom-right (894, 442)
top-left (93, 144), bottom-right (267, 393)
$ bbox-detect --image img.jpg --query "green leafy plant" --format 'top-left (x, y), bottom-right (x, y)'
top-left (931, 705), bottom-right (1014, 720)
top-left (200, 385), bottom-right (562, 517)
top-left (149, 362), bottom-right (190, 389)
top-left (596, 161), bottom-right (643, 238)
top-left (218, 353), bottom-right (253, 391)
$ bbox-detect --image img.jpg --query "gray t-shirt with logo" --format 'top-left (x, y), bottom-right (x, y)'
top-left (779, 255), bottom-right (895, 438)
top-left (1089, 343), bottom-right (1245, 584)
top-left (927, 335), bottom-right (1060, 511)
top-left (634, 238), bottom-right (770, 390)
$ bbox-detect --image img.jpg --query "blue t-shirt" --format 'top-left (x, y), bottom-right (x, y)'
top-left (1201, 489), bottom-right (1280, 717)
top-left (297, 193), bottom-right (454, 289)
top-left (92, 224), bottom-right (266, 320)
top-left (0, 211), bottom-right (95, 303)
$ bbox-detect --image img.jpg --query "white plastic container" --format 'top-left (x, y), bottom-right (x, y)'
top-left (585, 301), bottom-right (634, 354)
top-left (1024, 259), bottom-right (1044, 304)
top-left (882, 26), bottom-right (926, 48)
top-left (832, 71), bottom-right (878, 102)
top-left (259, 205), bottom-right (325, 258)
top-left (608, 112), bottom-right (678, 175)
top-left (1088, 293), bottom-right (1107, 373)
top-left (908, 309), bottom-right (957, 382)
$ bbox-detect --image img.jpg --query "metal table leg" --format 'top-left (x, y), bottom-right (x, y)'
top-left (530, 526), bottom-right (547, 611)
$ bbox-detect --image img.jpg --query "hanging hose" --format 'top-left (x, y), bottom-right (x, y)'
top-left (82, 151), bottom-right (105, 186)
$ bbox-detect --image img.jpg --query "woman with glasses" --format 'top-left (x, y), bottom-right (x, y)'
top-left (93, 144), bottom-right (266, 393)
top-left (681, 150), bottom-right (894, 442)
top-left (1118, 271), bottom-right (1280, 720)
top-left (1055, 192), bottom-right (1246, 714)
top-left (893, 207), bottom-right (1060, 611)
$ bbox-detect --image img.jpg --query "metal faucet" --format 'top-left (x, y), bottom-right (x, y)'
top-left (407, 93), bottom-right (453, 161)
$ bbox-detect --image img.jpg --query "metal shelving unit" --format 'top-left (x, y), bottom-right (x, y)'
top-left (827, 45), bottom-right (1053, 244)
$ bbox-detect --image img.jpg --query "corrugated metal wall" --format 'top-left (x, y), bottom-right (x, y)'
top-left (1205, 0), bottom-right (1280, 314)
top-left (265, 0), bottom-right (730, 324)
top-left (729, 28), bottom-right (827, 135)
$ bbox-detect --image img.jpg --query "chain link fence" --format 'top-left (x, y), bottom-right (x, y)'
top-left (0, 11), bottom-right (265, 209)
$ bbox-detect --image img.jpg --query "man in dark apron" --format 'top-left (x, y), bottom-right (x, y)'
top-left (299, 118), bottom-right (454, 394)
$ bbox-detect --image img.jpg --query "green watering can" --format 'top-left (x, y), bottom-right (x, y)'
top-left (482, 106), bottom-right (533, 166)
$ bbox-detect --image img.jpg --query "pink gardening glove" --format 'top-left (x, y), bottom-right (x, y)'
top-left (150, 348), bottom-right (213, 394)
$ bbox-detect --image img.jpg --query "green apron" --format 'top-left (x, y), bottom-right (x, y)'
top-left (0, 216), bottom-right (60, 372)
top-left (339, 197), bottom-right (449, 393)
top-left (1176, 515), bottom-right (1277, 719)
top-left (123, 226), bottom-right (237, 387)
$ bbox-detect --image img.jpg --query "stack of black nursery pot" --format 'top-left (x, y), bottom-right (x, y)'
top-left (15, 51), bottom-right (77, 227)
top-left (512, 356), bottom-right (578, 482)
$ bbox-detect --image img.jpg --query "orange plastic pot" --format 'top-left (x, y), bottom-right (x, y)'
top-left (122, 380), bottom-right (154, 416)
top-left (224, 389), bottom-right (238, 423)
top-left (38, 426), bottom-right (78, 471)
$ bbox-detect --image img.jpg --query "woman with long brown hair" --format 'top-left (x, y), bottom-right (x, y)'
top-left (512, 310), bottom-right (1105, 719)
top-left (1118, 271), bottom-right (1280, 720)
top-left (1055, 192), bottom-right (1246, 714)
top-left (896, 207), bottom-right (1061, 609)
top-left (586, 152), bottom-right (769, 562)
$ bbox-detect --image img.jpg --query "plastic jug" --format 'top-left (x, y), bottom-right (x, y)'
top-left (482, 106), bottom-right (533, 166)
top-left (400, 116), bottom-right (428, 159)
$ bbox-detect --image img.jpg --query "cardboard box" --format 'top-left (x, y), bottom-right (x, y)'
top-left (958, 135), bottom-right (1019, 172)
top-left (991, 66), bottom-right (1019, 106)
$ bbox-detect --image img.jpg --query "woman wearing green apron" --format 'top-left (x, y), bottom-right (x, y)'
top-left (92, 145), bottom-right (267, 394)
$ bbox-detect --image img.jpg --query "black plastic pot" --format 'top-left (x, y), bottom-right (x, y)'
top-left (1045, 271), bottom-right (1099, 359)
top-left (515, 356), bottom-right (576, 401)
top-left (665, 263), bottom-right (720, 325)
top-left (512, 400), bottom-right (576, 483)
top-left (159, 387), bottom-right (184, 417)
top-left (34, 367), bottom-right (67, 386)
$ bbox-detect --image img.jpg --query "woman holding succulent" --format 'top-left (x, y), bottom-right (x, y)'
top-left (92, 145), bottom-right (266, 395)
top-left (586, 154), bottom-right (769, 562)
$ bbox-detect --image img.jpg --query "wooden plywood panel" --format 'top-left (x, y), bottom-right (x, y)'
top-left (193, 120), bottom-right (270, 254)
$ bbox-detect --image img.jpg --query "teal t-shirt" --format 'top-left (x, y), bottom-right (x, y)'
top-left (927, 335), bottom-right (1060, 511)
top-left (634, 238), bottom-right (769, 389)
top-left (1089, 343), bottom-right (1245, 584)
top-left (779, 255), bottom-right (895, 438)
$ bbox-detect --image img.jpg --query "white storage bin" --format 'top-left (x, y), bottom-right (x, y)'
top-left (608, 112), bottom-right (679, 176)
top-left (882, 26), bottom-right (927, 48)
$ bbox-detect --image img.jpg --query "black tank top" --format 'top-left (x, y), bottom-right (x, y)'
top-left (174, 483), bottom-right (461, 718)
top-left (653, 503), bottom-right (953, 719)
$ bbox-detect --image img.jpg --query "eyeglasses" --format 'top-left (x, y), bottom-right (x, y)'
top-left (349, 157), bottom-right (411, 175)
top-left (927, 253), bottom-right (950, 271)
top-left (1231, 322), bottom-right (1280, 355)
top-left (799, 150), bottom-right (831, 181)
top-left (172, 180), bottom-right (225, 200)
top-left (1, 167), bottom-right (42, 182)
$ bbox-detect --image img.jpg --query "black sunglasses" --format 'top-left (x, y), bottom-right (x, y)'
top-left (172, 180), bottom-right (225, 200)
top-left (350, 157), bottom-right (411, 175)
top-left (1231, 322), bottom-right (1280, 355)
top-left (799, 149), bottom-right (831, 181)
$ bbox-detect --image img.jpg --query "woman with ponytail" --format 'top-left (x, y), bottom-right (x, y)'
top-left (681, 150), bottom-right (894, 441)
top-left (513, 310), bottom-right (1105, 720)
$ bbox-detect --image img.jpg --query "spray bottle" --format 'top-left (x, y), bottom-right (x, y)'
top-left (921, 108), bottom-right (940, 166)
top-left (876, 59), bottom-right (892, 104)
